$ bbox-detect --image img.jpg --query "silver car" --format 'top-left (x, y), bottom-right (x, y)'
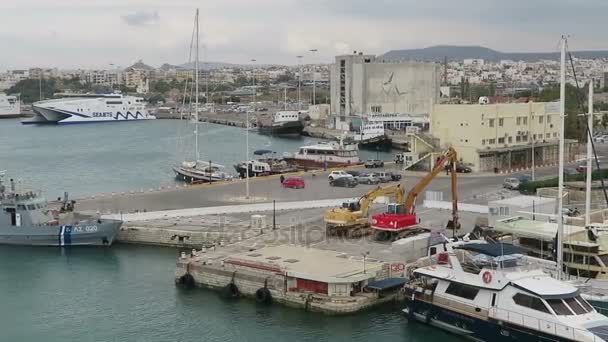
top-left (355, 173), bottom-right (381, 185)
top-left (503, 177), bottom-right (520, 190)
top-left (371, 171), bottom-right (392, 183)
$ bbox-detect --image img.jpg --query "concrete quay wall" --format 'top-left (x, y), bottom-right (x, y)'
top-left (117, 226), bottom-right (263, 248)
top-left (175, 259), bottom-right (396, 314)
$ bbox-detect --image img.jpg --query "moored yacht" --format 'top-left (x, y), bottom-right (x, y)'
top-left (173, 161), bottom-right (233, 184)
top-left (283, 139), bottom-right (360, 169)
top-left (403, 240), bottom-right (608, 341)
top-left (24, 92), bottom-right (155, 124)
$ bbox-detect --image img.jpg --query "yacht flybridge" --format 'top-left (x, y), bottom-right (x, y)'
top-left (403, 240), bottom-right (608, 341)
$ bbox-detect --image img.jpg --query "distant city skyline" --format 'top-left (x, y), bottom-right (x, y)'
top-left (1, 0), bottom-right (606, 69)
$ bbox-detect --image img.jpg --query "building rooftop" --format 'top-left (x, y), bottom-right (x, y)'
top-left (226, 245), bottom-right (384, 283)
top-left (494, 217), bottom-right (585, 241)
top-left (490, 195), bottom-right (555, 207)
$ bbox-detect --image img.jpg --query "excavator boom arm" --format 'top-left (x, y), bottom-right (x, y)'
top-left (404, 147), bottom-right (458, 214)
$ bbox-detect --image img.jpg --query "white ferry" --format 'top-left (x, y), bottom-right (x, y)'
top-left (23, 92), bottom-right (156, 125)
top-left (283, 139), bottom-right (360, 169)
top-left (403, 240), bottom-right (608, 341)
top-left (0, 93), bottom-right (21, 118)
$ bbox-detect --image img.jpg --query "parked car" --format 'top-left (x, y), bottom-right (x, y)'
top-left (576, 165), bottom-right (588, 173)
top-left (455, 164), bottom-right (472, 173)
top-left (282, 177), bottom-right (305, 189)
top-left (329, 177), bottom-right (358, 188)
top-left (564, 167), bottom-right (578, 176)
top-left (328, 170), bottom-right (353, 181)
top-left (345, 170), bottom-right (362, 177)
top-left (386, 171), bottom-right (402, 181)
top-left (371, 171), bottom-right (392, 183)
top-left (364, 159), bottom-right (384, 168)
top-left (355, 173), bottom-right (381, 185)
top-left (596, 135), bottom-right (608, 143)
top-left (517, 174), bottom-right (533, 183)
top-left (503, 177), bottom-right (521, 190)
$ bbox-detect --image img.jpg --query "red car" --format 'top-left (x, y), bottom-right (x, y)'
top-left (282, 177), bottom-right (305, 189)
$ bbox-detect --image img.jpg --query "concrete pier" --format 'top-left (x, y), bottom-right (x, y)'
top-left (175, 245), bottom-right (404, 314)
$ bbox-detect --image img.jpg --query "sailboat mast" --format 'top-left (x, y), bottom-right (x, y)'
top-left (194, 9), bottom-right (200, 160)
top-left (557, 36), bottom-right (566, 280)
top-left (586, 81), bottom-right (594, 226)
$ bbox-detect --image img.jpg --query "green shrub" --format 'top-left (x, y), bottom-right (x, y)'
top-left (518, 169), bottom-right (608, 195)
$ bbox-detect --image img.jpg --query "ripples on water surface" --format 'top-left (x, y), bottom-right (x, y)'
top-left (0, 245), bottom-right (457, 342)
top-left (0, 119), bottom-right (394, 198)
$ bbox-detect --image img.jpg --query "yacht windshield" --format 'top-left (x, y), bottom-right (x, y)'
top-left (564, 297), bottom-right (587, 315)
top-left (547, 299), bottom-right (573, 315)
top-left (547, 297), bottom-right (593, 315)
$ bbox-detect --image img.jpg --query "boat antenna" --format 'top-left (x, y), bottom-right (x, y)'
top-left (556, 35), bottom-right (567, 281)
top-left (566, 46), bottom-right (608, 209)
top-left (176, 13), bottom-right (197, 159)
top-left (194, 8), bottom-right (200, 161)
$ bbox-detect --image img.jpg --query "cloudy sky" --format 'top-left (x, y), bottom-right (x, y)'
top-left (0, 0), bottom-right (605, 69)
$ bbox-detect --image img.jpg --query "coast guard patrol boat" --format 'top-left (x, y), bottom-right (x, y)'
top-left (23, 92), bottom-right (155, 124)
top-left (0, 172), bottom-right (122, 246)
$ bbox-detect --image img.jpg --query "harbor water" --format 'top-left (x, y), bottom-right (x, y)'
top-left (0, 118), bottom-right (453, 342)
top-left (0, 119), bottom-right (395, 198)
top-left (0, 244), bottom-right (455, 342)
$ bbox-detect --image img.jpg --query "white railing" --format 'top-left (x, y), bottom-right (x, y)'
top-left (489, 307), bottom-right (599, 342)
top-left (417, 292), bottom-right (602, 342)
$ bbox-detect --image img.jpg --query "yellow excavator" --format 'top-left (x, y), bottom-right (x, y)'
top-left (371, 147), bottom-right (460, 241)
top-left (324, 184), bottom-right (405, 238)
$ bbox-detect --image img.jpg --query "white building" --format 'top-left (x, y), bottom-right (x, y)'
top-left (329, 53), bottom-right (440, 130)
top-left (488, 196), bottom-right (556, 228)
top-left (85, 70), bottom-right (122, 86)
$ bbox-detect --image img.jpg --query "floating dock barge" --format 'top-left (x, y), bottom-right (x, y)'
top-left (175, 245), bottom-right (406, 314)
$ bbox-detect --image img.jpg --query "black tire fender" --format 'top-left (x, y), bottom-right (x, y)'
top-left (255, 287), bottom-right (272, 304)
top-left (222, 283), bottom-right (240, 298)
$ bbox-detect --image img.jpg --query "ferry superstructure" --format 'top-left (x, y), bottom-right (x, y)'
top-left (24, 93), bottom-right (156, 124)
top-left (0, 93), bottom-right (21, 118)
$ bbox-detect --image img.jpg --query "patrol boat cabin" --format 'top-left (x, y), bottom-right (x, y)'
top-left (403, 241), bottom-right (608, 342)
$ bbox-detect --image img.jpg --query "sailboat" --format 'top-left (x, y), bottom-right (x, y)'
top-left (172, 9), bottom-right (232, 184)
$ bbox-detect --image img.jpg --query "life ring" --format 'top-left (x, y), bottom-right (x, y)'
top-left (397, 263), bottom-right (405, 271)
top-left (482, 271), bottom-right (492, 284)
top-left (255, 287), bottom-right (272, 304)
top-left (391, 264), bottom-right (399, 272)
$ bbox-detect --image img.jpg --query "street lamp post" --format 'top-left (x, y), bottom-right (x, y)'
top-left (296, 55), bottom-right (303, 111)
top-left (246, 59), bottom-right (257, 199)
top-left (309, 49), bottom-right (318, 105)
